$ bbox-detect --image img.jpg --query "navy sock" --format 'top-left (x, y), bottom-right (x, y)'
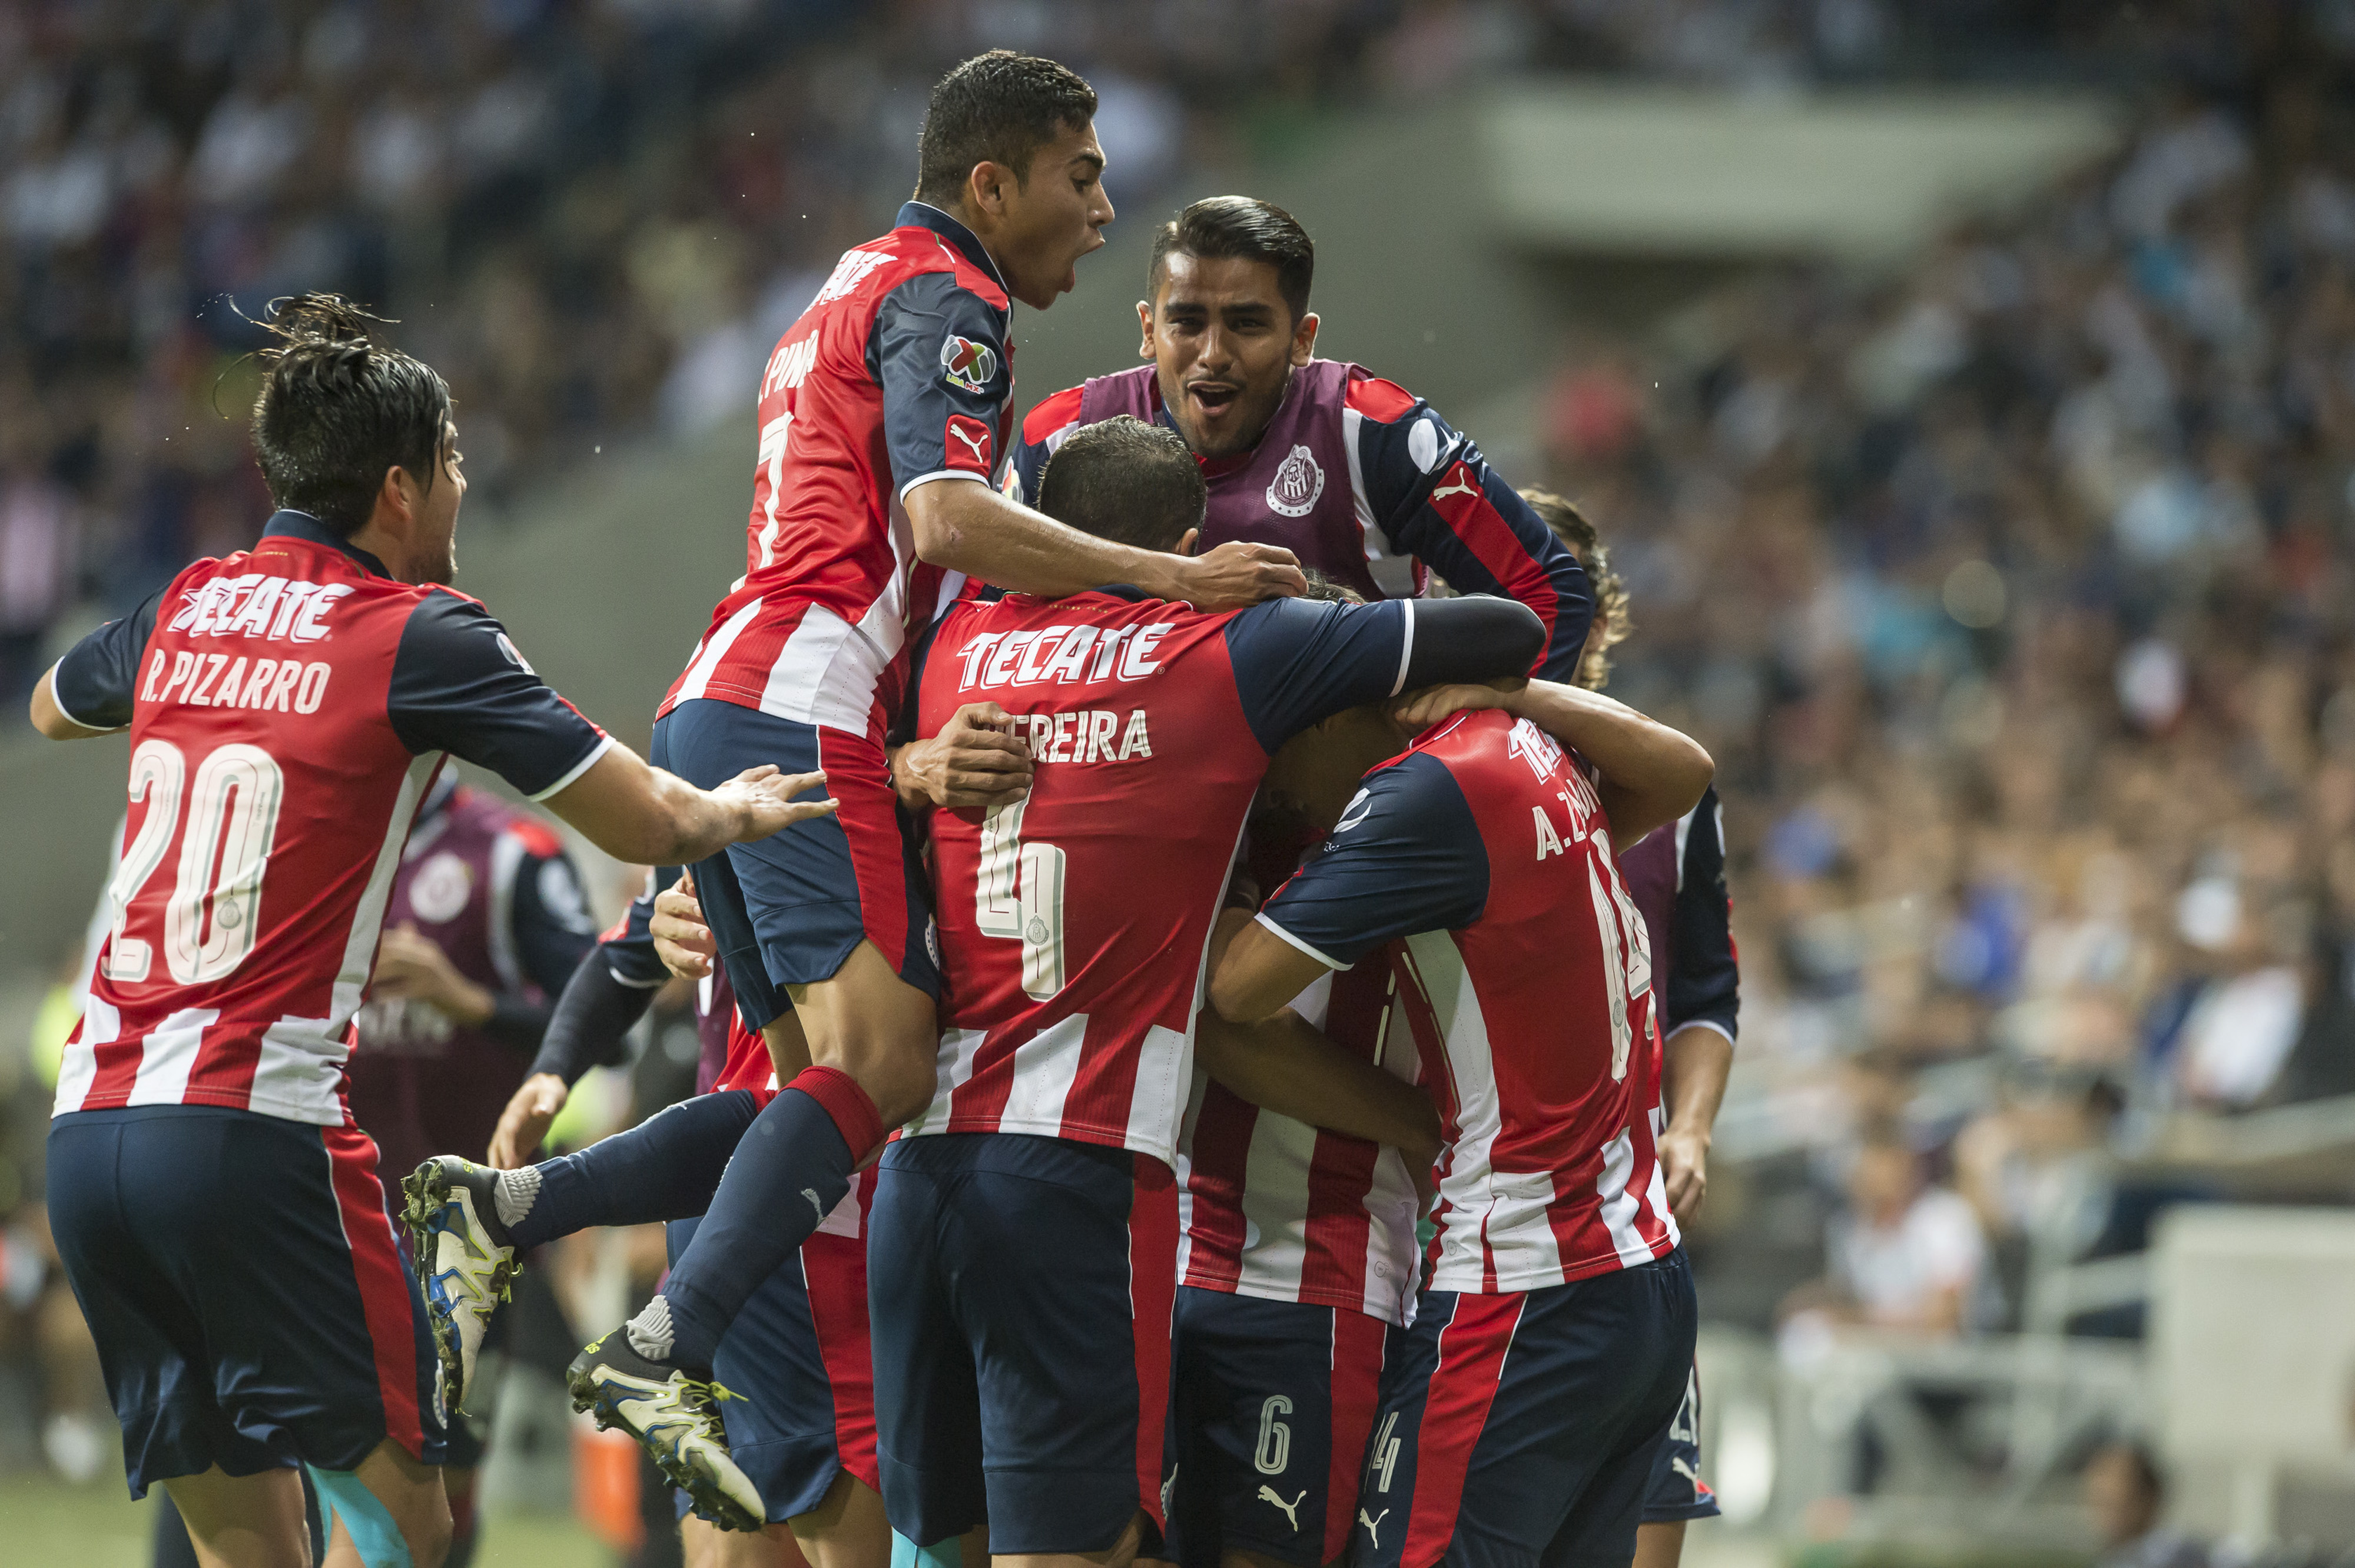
top-left (505, 1090), bottom-right (762, 1249)
top-left (656, 1069), bottom-right (880, 1371)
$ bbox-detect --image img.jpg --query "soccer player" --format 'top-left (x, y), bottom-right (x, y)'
top-left (570, 54), bottom-right (1309, 1506)
top-left (1525, 492), bottom-right (1739, 1567)
top-left (415, 887), bottom-right (875, 1568)
top-left (870, 415), bottom-right (1565, 1568)
top-left (1006, 195), bottom-right (1587, 680)
top-left (29, 296), bottom-right (836, 1568)
top-left (1208, 672), bottom-right (1714, 1568)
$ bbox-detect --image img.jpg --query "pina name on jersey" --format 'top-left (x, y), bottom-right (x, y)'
top-left (951, 622), bottom-right (1175, 691)
top-left (140, 649), bottom-right (333, 714)
top-left (1006, 707), bottom-right (1152, 764)
top-left (168, 574), bottom-right (353, 642)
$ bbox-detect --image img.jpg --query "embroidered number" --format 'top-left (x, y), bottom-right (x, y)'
top-left (1254, 1394), bottom-right (1293, 1476)
top-left (104, 740), bottom-right (286, 987)
top-left (976, 798), bottom-right (1066, 1001)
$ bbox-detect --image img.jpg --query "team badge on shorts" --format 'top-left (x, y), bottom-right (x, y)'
top-left (940, 334), bottom-right (999, 393)
top-left (944, 416), bottom-right (994, 476)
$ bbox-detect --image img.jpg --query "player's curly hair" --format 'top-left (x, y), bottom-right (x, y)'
top-left (248, 293), bottom-right (452, 538)
top-left (1521, 490), bottom-right (1630, 692)
top-left (916, 51), bottom-right (1097, 207)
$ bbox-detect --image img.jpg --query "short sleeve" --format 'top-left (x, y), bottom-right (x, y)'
top-left (1662, 786), bottom-right (1738, 1042)
top-left (1222, 597), bottom-right (1415, 752)
top-left (51, 586), bottom-right (166, 730)
top-left (871, 272), bottom-right (1013, 498)
top-left (388, 592), bottom-right (611, 798)
top-left (1258, 752), bottom-right (1490, 969)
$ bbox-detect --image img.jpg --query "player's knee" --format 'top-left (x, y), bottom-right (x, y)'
top-left (853, 1044), bottom-right (937, 1128)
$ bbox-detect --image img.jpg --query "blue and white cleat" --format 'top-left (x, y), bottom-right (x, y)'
top-left (401, 1156), bottom-right (519, 1416)
top-left (568, 1330), bottom-right (764, 1532)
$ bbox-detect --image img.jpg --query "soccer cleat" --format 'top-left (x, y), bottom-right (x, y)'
top-left (401, 1156), bottom-right (520, 1417)
top-left (568, 1330), bottom-right (764, 1532)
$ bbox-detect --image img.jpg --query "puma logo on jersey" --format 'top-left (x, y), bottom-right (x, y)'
top-left (946, 414), bottom-right (994, 473)
top-left (1671, 1456), bottom-right (1701, 1482)
top-left (954, 624), bottom-right (1173, 692)
top-left (141, 651), bottom-right (331, 715)
top-left (1358, 1509), bottom-right (1389, 1548)
top-left (1429, 465), bottom-right (1482, 505)
top-left (1002, 708), bottom-right (1152, 764)
top-left (1259, 1487), bottom-right (1306, 1531)
top-left (169, 575), bottom-right (351, 642)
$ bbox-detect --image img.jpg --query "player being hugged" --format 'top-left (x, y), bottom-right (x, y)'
top-left (569, 54), bottom-right (1311, 1531)
top-left (1209, 669), bottom-right (1716, 1568)
top-left (869, 416), bottom-right (1558, 1568)
top-left (30, 296), bottom-right (836, 1568)
top-left (1006, 195), bottom-right (1589, 681)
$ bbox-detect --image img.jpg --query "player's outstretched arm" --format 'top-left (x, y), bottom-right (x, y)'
top-left (904, 477), bottom-right (1305, 611)
top-left (1394, 679), bottom-right (1712, 845)
top-left (543, 746), bottom-right (837, 867)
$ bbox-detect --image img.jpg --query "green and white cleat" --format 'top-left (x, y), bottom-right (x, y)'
top-left (400, 1156), bottom-right (519, 1417)
top-left (567, 1330), bottom-right (764, 1533)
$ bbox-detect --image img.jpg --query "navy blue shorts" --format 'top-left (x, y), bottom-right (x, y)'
top-left (1352, 1249), bottom-right (1696, 1568)
top-left (868, 1133), bottom-right (1177, 1555)
top-left (48, 1106), bottom-right (447, 1496)
top-left (655, 699), bottom-right (939, 1021)
top-left (664, 1208), bottom-right (878, 1524)
top-left (1640, 1362), bottom-right (1719, 1525)
top-left (1163, 1287), bottom-right (1389, 1568)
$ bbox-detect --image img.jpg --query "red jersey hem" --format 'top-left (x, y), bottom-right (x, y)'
top-left (1431, 1232), bottom-right (1677, 1295)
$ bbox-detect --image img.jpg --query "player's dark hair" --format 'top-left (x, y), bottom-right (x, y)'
top-left (249, 294), bottom-right (451, 539)
top-left (1149, 197), bottom-right (1315, 323)
top-left (1298, 569), bottom-right (1362, 606)
top-left (915, 51), bottom-right (1097, 208)
top-left (1036, 415), bottom-right (1204, 552)
top-left (1523, 489), bottom-right (1629, 692)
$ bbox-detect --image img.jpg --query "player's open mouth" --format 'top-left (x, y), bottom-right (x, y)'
top-left (1188, 383), bottom-right (1239, 419)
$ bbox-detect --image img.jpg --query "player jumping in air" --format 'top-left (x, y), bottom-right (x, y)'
top-left (30, 297), bottom-right (837, 1568)
top-left (557, 54), bottom-right (1310, 1533)
top-left (1209, 669), bottom-right (1714, 1568)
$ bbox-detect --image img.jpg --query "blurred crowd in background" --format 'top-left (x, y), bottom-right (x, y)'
top-left (3, 0), bottom-right (2353, 1550)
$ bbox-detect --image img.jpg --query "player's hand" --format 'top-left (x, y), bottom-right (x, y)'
top-left (489, 1072), bottom-right (569, 1169)
top-left (651, 872), bottom-right (716, 982)
top-left (1404, 1132), bottom-right (1442, 1213)
top-left (370, 921), bottom-right (493, 1024)
top-left (1657, 1121), bottom-right (1710, 1222)
top-left (717, 765), bottom-right (837, 843)
top-left (1165, 541), bottom-right (1306, 610)
top-left (895, 704), bottom-right (1031, 810)
top-left (1388, 677), bottom-right (1529, 732)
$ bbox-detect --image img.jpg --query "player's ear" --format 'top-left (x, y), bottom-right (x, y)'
top-left (1291, 311), bottom-right (1319, 367)
top-left (1175, 527), bottom-right (1200, 558)
top-left (1136, 300), bottom-right (1154, 359)
top-left (967, 159), bottom-right (1010, 221)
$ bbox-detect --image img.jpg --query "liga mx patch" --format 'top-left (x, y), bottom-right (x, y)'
top-left (946, 414), bottom-right (994, 475)
top-left (940, 333), bottom-right (998, 392)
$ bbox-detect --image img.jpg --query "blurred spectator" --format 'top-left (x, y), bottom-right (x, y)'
top-left (1830, 1131), bottom-right (1991, 1337)
top-left (2085, 1441), bottom-right (2209, 1568)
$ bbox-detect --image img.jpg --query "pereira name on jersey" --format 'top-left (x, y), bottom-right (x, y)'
top-left (662, 201), bottom-right (1017, 733)
top-left (1006, 360), bottom-right (1590, 681)
top-left (905, 589), bottom-right (1425, 1169)
top-left (1259, 708), bottom-right (1679, 1294)
top-left (49, 511), bottom-right (608, 1127)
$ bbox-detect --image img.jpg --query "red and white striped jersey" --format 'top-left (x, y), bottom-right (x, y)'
top-left (47, 512), bottom-right (609, 1126)
top-left (904, 587), bottom-right (1425, 1168)
top-left (1174, 959), bottom-right (1427, 1325)
top-left (661, 201), bottom-right (1016, 734)
top-left (1258, 708), bottom-right (1679, 1294)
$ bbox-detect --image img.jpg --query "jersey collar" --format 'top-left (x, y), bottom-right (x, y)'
top-left (897, 201), bottom-right (1009, 296)
top-left (260, 509), bottom-right (393, 578)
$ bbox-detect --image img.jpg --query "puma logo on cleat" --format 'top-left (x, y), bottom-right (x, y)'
top-left (1259, 1486), bottom-right (1306, 1530)
top-left (802, 1188), bottom-right (825, 1220)
top-left (1358, 1509), bottom-right (1389, 1549)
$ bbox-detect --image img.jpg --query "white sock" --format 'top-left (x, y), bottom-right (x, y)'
top-left (626, 1296), bottom-right (675, 1363)
top-left (493, 1168), bottom-right (540, 1229)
